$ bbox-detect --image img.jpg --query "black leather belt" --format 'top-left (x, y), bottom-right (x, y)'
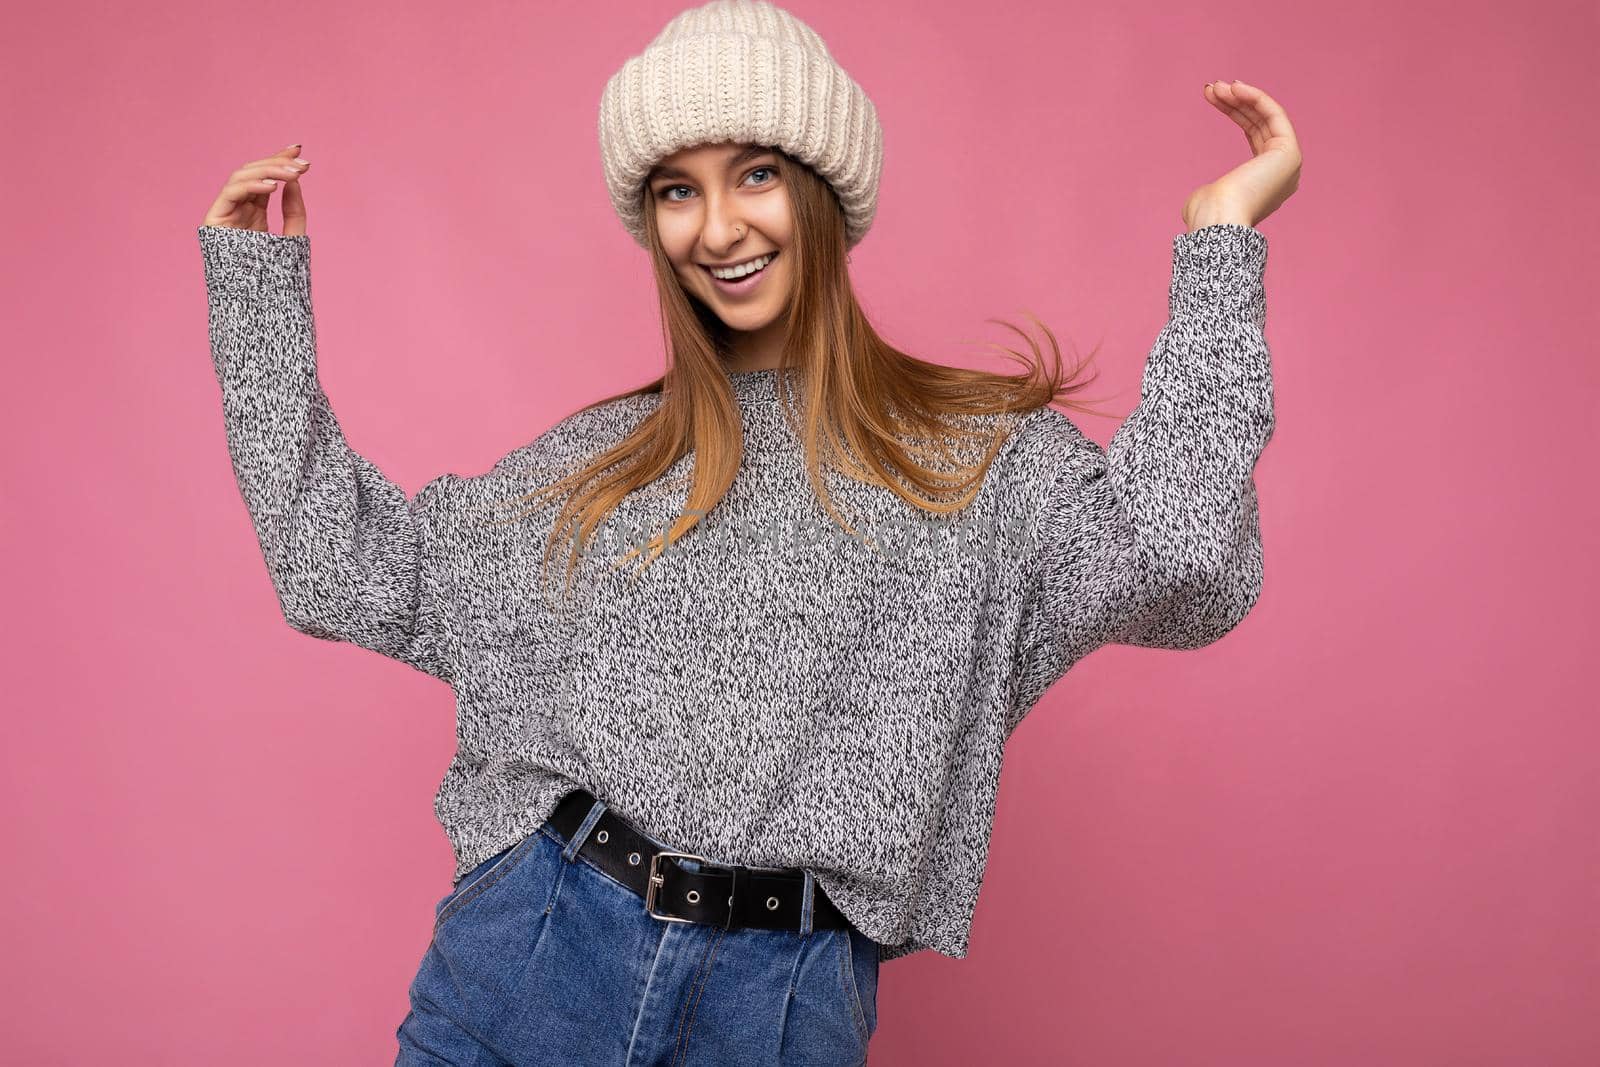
top-left (546, 788), bottom-right (849, 933)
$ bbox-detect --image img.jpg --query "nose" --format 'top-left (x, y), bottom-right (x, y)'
top-left (699, 189), bottom-right (750, 256)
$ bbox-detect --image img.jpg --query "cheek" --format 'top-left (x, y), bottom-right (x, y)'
top-left (653, 208), bottom-right (696, 256)
top-left (659, 241), bottom-right (699, 280)
top-left (772, 255), bottom-right (796, 294)
top-left (755, 194), bottom-right (793, 244)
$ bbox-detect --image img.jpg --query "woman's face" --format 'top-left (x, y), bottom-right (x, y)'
top-left (647, 142), bottom-right (794, 335)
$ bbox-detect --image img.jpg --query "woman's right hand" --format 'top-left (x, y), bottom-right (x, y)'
top-left (200, 144), bottom-right (311, 236)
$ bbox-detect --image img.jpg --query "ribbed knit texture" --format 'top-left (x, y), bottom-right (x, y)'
top-left (196, 221), bottom-right (1274, 962)
top-left (598, 0), bottom-right (883, 249)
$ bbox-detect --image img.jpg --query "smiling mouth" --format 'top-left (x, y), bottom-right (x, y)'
top-left (700, 251), bottom-right (779, 281)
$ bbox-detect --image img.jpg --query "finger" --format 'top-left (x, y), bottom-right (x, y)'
top-left (202, 146), bottom-right (306, 229)
top-left (1229, 80), bottom-right (1300, 149)
top-left (237, 143), bottom-right (306, 171)
top-left (1205, 81), bottom-right (1266, 152)
top-left (280, 170), bottom-right (308, 237)
top-left (1215, 81), bottom-right (1298, 154)
top-left (204, 175), bottom-right (280, 223)
top-left (229, 158), bottom-right (310, 186)
top-left (1209, 81), bottom-right (1264, 142)
top-left (212, 156), bottom-right (309, 223)
top-left (216, 174), bottom-right (291, 200)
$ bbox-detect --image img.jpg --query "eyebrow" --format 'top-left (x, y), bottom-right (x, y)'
top-left (648, 145), bottom-right (776, 183)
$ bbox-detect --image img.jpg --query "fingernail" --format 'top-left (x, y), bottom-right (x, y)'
top-left (293, 158), bottom-right (310, 166)
top-left (286, 143), bottom-right (301, 150)
top-left (262, 178), bottom-right (278, 186)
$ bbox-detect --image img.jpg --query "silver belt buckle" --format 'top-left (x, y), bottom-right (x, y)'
top-left (646, 849), bottom-right (721, 923)
top-left (649, 844), bottom-right (742, 921)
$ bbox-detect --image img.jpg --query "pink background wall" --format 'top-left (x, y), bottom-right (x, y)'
top-left (4, 0), bottom-right (1596, 1062)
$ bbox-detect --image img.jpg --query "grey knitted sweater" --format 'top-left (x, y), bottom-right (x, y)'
top-left (197, 222), bottom-right (1274, 962)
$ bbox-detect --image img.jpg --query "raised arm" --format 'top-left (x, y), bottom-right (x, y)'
top-left (1010, 78), bottom-right (1299, 721)
top-left (1012, 223), bottom-right (1276, 715)
top-left (198, 223), bottom-right (456, 684)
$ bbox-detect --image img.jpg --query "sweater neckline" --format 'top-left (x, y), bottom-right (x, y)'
top-left (726, 367), bottom-right (790, 404)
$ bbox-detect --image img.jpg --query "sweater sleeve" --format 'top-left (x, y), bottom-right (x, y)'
top-left (197, 225), bottom-right (456, 685)
top-left (1011, 223), bottom-right (1275, 716)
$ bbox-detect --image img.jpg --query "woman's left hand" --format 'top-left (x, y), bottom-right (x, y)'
top-left (1184, 80), bottom-right (1302, 231)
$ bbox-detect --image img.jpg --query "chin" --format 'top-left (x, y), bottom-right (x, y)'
top-left (716, 306), bottom-right (782, 332)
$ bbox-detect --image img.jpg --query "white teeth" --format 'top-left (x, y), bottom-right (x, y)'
top-left (710, 253), bottom-right (774, 280)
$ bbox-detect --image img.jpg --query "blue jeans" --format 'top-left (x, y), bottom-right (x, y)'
top-left (396, 799), bottom-right (881, 1065)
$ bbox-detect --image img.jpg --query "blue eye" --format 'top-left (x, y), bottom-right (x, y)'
top-left (656, 165), bottom-right (777, 202)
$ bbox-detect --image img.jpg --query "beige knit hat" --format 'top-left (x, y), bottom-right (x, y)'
top-left (598, 0), bottom-right (884, 250)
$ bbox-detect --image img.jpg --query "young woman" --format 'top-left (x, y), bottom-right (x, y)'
top-left (196, 1), bottom-right (1300, 1063)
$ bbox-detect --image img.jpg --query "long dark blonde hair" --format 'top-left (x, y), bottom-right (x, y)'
top-left (495, 146), bottom-right (1111, 595)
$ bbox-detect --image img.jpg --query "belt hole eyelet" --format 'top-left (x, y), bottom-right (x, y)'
top-left (766, 896), bottom-right (780, 910)
top-left (686, 889), bottom-right (700, 904)
top-left (628, 852), bottom-right (641, 865)
top-left (596, 830), bottom-right (609, 844)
